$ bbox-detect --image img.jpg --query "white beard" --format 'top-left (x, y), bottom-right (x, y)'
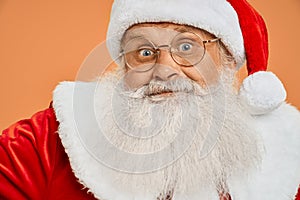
top-left (90, 68), bottom-right (262, 199)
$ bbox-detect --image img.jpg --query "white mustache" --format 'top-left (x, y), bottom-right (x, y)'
top-left (121, 77), bottom-right (209, 99)
top-left (144, 78), bottom-right (195, 96)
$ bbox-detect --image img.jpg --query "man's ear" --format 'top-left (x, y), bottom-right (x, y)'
top-left (217, 40), bottom-right (236, 69)
top-left (228, 60), bottom-right (237, 69)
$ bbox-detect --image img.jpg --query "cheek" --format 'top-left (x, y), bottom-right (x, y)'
top-left (181, 55), bottom-right (221, 87)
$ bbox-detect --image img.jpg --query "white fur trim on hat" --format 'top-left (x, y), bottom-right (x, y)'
top-left (106, 0), bottom-right (245, 67)
top-left (239, 71), bottom-right (287, 115)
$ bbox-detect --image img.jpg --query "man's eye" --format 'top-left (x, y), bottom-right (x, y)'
top-left (179, 43), bottom-right (193, 52)
top-left (139, 49), bottom-right (154, 57)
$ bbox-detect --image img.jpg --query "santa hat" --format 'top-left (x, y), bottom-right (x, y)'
top-left (106, 0), bottom-right (286, 115)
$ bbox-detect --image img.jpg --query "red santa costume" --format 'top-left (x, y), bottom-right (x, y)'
top-left (1, 0), bottom-right (300, 199)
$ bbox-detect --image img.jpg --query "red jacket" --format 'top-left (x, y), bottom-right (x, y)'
top-left (0, 108), bottom-right (96, 200)
top-left (1, 108), bottom-right (300, 200)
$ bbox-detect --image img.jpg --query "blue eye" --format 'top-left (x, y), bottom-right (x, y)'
top-left (140, 49), bottom-right (154, 57)
top-left (179, 43), bottom-right (192, 51)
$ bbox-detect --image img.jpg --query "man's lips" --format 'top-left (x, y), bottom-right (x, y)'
top-left (148, 91), bottom-right (174, 97)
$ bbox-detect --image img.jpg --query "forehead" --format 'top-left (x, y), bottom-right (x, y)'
top-left (121, 23), bottom-right (213, 45)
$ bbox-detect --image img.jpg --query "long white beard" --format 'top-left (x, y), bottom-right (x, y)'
top-left (91, 68), bottom-right (262, 199)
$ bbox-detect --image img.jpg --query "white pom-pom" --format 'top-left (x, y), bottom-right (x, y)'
top-left (239, 71), bottom-right (287, 115)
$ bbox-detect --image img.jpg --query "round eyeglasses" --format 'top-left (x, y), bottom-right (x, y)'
top-left (120, 32), bottom-right (220, 72)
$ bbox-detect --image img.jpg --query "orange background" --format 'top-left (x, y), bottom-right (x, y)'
top-left (0, 0), bottom-right (299, 131)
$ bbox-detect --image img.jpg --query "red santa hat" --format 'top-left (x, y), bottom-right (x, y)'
top-left (106, 0), bottom-right (286, 115)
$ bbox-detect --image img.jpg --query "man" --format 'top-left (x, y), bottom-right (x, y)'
top-left (1, 0), bottom-right (300, 199)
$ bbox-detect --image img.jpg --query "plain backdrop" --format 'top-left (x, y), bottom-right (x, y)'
top-left (0, 0), bottom-right (300, 131)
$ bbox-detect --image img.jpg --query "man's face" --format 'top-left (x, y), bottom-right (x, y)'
top-left (85, 22), bottom-right (260, 199)
top-left (121, 23), bottom-right (235, 92)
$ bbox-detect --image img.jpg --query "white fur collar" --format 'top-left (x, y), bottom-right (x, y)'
top-left (228, 103), bottom-right (300, 199)
top-left (53, 81), bottom-right (300, 200)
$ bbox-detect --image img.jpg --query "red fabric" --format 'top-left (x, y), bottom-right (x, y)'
top-left (219, 192), bottom-right (232, 200)
top-left (0, 108), bottom-right (96, 200)
top-left (226, 0), bottom-right (268, 75)
top-left (0, 108), bottom-right (299, 199)
top-left (296, 186), bottom-right (300, 200)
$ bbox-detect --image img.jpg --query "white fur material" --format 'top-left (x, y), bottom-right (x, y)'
top-left (228, 103), bottom-right (300, 199)
top-left (53, 81), bottom-right (179, 200)
top-left (106, 0), bottom-right (245, 68)
top-left (53, 81), bottom-right (300, 200)
top-left (239, 71), bottom-right (287, 115)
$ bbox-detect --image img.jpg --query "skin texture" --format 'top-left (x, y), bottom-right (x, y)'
top-left (121, 23), bottom-right (235, 91)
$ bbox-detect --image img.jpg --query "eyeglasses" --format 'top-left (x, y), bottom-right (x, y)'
top-left (120, 31), bottom-right (220, 72)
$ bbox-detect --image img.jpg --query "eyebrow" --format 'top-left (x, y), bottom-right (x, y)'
top-left (173, 26), bottom-right (192, 33)
top-left (122, 27), bottom-right (191, 45)
top-left (121, 32), bottom-right (146, 48)
top-left (124, 33), bottom-right (145, 41)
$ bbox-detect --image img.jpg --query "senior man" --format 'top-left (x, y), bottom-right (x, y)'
top-left (1, 0), bottom-right (300, 199)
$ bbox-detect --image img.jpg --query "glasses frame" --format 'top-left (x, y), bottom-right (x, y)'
top-left (119, 31), bottom-right (220, 72)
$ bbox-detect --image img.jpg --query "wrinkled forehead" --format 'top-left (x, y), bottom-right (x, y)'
top-left (121, 22), bottom-right (214, 46)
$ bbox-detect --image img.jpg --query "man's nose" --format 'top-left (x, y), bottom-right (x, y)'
top-left (152, 50), bottom-right (180, 81)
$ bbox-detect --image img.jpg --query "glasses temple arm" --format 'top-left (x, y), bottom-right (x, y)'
top-left (203, 38), bottom-right (220, 44)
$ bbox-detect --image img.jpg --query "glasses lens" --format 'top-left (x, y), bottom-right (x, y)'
top-left (123, 37), bottom-right (157, 72)
top-left (171, 32), bottom-right (206, 66)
